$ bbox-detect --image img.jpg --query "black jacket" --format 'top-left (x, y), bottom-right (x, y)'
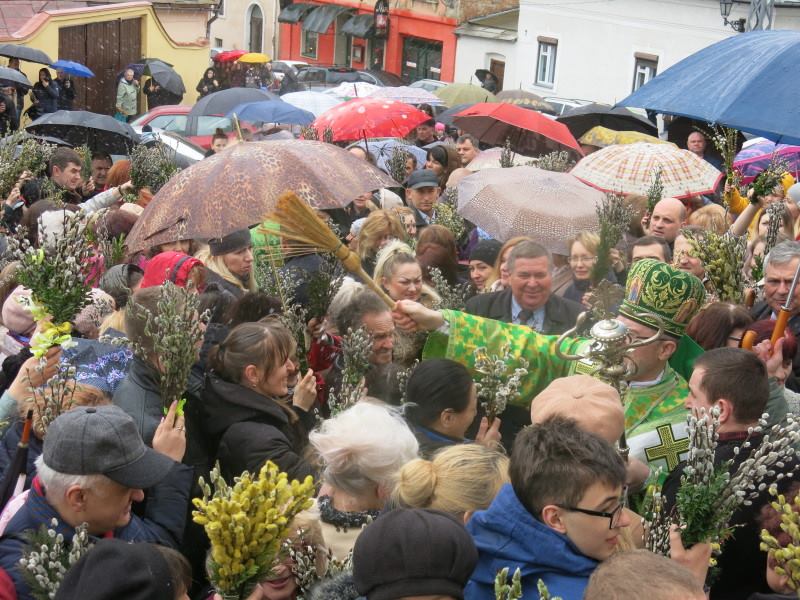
top-left (663, 432), bottom-right (798, 600)
top-left (113, 356), bottom-right (162, 446)
top-left (464, 287), bottom-right (583, 335)
top-left (204, 269), bottom-right (246, 300)
top-left (32, 80), bottom-right (59, 114)
top-left (56, 77), bottom-right (75, 110)
top-left (200, 373), bottom-right (315, 482)
top-left (751, 301), bottom-right (800, 393)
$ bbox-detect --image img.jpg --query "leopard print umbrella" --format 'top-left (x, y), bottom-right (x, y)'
top-left (125, 139), bottom-right (398, 253)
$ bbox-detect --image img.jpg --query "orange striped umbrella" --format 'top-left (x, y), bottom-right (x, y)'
top-left (570, 143), bottom-right (721, 199)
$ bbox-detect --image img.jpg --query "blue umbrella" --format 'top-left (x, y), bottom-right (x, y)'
top-left (617, 30), bottom-right (800, 145)
top-left (226, 101), bottom-right (315, 125)
top-left (50, 59), bottom-right (94, 78)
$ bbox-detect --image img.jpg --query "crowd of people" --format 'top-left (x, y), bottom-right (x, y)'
top-left (0, 53), bottom-right (800, 600)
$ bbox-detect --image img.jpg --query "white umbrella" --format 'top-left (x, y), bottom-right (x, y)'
top-left (325, 81), bottom-right (380, 100)
top-left (369, 86), bottom-right (444, 105)
top-left (281, 91), bottom-right (341, 118)
top-left (466, 147), bottom-right (535, 171)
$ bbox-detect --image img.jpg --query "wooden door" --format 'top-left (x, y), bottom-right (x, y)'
top-left (490, 59), bottom-right (505, 91)
top-left (58, 17), bottom-right (142, 115)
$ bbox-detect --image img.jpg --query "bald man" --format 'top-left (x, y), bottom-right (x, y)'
top-left (645, 198), bottom-right (686, 245)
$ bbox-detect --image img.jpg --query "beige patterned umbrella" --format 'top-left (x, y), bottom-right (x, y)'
top-left (125, 140), bottom-right (398, 253)
top-left (465, 147), bottom-right (535, 171)
top-left (456, 166), bottom-right (602, 254)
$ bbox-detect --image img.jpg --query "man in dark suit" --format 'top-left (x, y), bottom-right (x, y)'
top-left (405, 169), bottom-right (440, 232)
top-left (465, 240), bottom-right (583, 335)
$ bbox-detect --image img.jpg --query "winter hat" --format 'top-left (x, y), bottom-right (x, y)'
top-left (208, 228), bottom-right (252, 256)
top-left (99, 263), bottom-right (144, 309)
top-left (1, 286), bottom-right (35, 337)
top-left (353, 508), bottom-right (478, 600)
top-left (530, 375), bottom-right (624, 445)
top-left (73, 288), bottom-right (116, 339)
top-left (54, 539), bottom-right (175, 600)
top-left (140, 251), bottom-right (204, 289)
top-left (350, 217), bottom-right (367, 238)
top-left (469, 239), bottom-right (502, 266)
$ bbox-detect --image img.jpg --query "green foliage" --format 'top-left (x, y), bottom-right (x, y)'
top-left (499, 137), bottom-right (514, 168)
top-left (386, 146), bottom-right (410, 184)
top-left (682, 229), bottom-right (746, 303)
top-left (591, 194), bottom-right (634, 286)
top-left (751, 155), bottom-right (790, 204)
top-left (75, 144), bottom-right (92, 182)
top-left (129, 142), bottom-right (179, 195)
top-left (645, 167), bottom-right (664, 215)
top-left (0, 132), bottom-right (56, 200)
top-left (473, 344), bottom-right (529, 421)
top-left (495, 568), bottom-right (523, 600)
top-left (431, 187), bottom-right (466, 242)
top-left (328, 326), bottom-right (372, 416)
top-left (305, 254), bottom-right (344, 320)
top-left (536, 151), bottom-right (574, 173)
top-left (429, 266), bottom-right (470, 311)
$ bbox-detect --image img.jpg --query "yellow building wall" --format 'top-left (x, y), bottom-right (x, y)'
top-left (2, 1), bottom-right (208, 106)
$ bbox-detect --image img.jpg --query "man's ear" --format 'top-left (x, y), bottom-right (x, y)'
top-left (716, 398), bottom-right (735, 425)
top-left (541, 505), bottom-right (567, 534)
top-left (658, 339), bottom-right (678, 362)
top-left (64, 485), bottom-right (87, 514)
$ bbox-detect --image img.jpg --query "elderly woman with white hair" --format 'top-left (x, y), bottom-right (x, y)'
top-left (309, 401), bottom-right (419, 560)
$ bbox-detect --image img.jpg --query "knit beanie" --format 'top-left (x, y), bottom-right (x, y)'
top-left (54, 539), bottom-right (176, 600)
top-left (469, 239), bottom-right (502, 266)
top-left (353, 508), bottom-right (478, 600)
top-left (73, 288), bottom-right (116, 339)
top-left (1, 286), bottom-right (35, 337)
top-left (208, 228), bottom-right (251, 256)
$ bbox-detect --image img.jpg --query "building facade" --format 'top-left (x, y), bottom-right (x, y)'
top-left (507, 0), bottom-right (800, 105)
top-left (209, 0), bottom-right (279, 57)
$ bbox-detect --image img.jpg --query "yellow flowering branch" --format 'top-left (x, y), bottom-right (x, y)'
top-left (192, 461), bottom-right (314, 599)
top-left (760, 489), bottom-right (800, 591)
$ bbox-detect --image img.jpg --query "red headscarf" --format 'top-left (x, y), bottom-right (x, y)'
top-left (140, 251), bottom-right (205, 290)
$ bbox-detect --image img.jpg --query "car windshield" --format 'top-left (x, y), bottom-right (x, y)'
top-left (328, 70), bottom-right (360, 84)
top-left (196, 116), bottom-right (233, 136)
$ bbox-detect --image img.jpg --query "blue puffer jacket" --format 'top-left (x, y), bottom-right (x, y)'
top-left (465, 484), bottom-right (598, 600)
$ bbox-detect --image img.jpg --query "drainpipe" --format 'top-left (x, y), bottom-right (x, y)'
top-left (206, 0), bottom-right (221, 41)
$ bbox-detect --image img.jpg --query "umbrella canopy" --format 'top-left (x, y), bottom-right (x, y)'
top-left (311, 98), bottom-right (430, 142)
top-left (557, 103), bottom-right (657, 139)
top-left (453, 102), bottom-right (583, 157)
top-left (465, 147), bottom-right (535, 171)
top-left (435, 103), bottom-right (475, 127)
top-left (369, 86), bottom-right (444, 106)
top-left (457, 166), bottom-right (602, 253)
top-left (0, 66), bottom-right (31, 88)
top-left (434, 83), bottom-right (497, 107)
top-left (281, 91), bottom-right (341, 117)
top-left (50, 59), bottom-right (94, 78)
top-left (617, 30), bottom-right (800, 144)
top-left (26, 110), bottom-right (138, 154)
top-left (145, 60), bottom-right (185, 96)
top-left (571, 143), bottom-right (721, 199)
top-left (125, 140), bottom-right (398, 253)
top-left (189, 87), bottom-right (280, 117)
top-left (238, 52), bottom-right (271, 64)
top-left (325, 81), bottom-right (380, 100)
top-left (350, 138), bottom-right (427, 174)
top-left (578, 126), bottom-right (670, 149)
top-left (496, 90), bottom-right (555, 114)
top-left (214, 50), bottom-right (247, 63)
top-left (734, 137), bottom-right (800, 185)
top-left (226, 101), bottom-right (315, 125)
top-left (0, 44), bottom-right (52, 65)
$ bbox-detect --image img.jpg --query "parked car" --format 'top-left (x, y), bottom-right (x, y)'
top-left (129, 128), bottom-right (206, 168)
top-left (295, 66), bottom-right (402, 91)
top-left (409, 79), bottom-right (448, 93)
top-left (131, 105), bottom-right (254, 149)
top-left (271, 60), bottom-right (309, 82)
top-left (542, 96), bottom-right (594, 116)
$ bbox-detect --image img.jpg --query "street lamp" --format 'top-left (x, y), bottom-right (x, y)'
top-left (720, 0), bottom-right (746, 32)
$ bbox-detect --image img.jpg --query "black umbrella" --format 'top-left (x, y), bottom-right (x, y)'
top-left (0, 66), bottom-right (31, 88)
top-left (557, 103), bottom-right (658, 139)
top-left (189, 87), bottom-right (280, 117)
top-left (474, 69), bottom-right (492, 84)
top-left (142, 57), bottom-right (174, 67)
top-left (0, 44), bottom-right (52, 66)
top-left (145, 60), bottom-right (186, 96)
top-left (26, 110), bottom-right (139, 154)
top-left (435, 103), bottom-right (475, 127)
top-left (0, 410), bottom-right (33, 512)
top-left (666, 115), bottom-right (746, 155)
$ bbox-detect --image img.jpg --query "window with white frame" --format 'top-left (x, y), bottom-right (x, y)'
top-left (632, 56), bottom-right (658, 91)
top-left (302, 30), bottom-right (318, 59)
top-left (535, 39), bottom-right (557, 87)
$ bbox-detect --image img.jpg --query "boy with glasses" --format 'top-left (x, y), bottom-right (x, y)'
top-left (465, 417), bottom-right (630, 600)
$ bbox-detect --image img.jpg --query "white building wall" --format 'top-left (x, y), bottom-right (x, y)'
top-left (210, 0), bottom-right (278, 56)
top-left (513, 0), bottom-right (800, 104)
top-left (454, 36), bottom-right (517, 87)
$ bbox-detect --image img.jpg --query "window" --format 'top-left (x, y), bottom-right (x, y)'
top-left (632, 56), bottom-right (658, 91)
top-left (535, 40), bottom-right (557, 87)
top-left (248, 4), bottom-right (264, 52)
top-left (148, 115), bottom-right (188, 134)
top-left (214, 37), bottom-right (223, 48)
top-left (197, 116), bottom-right (233, 136)
top-left (302, 30), bottom-right (318, 59)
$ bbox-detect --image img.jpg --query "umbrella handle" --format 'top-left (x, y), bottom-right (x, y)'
top-left (232, 112), bottom-right (243, 141)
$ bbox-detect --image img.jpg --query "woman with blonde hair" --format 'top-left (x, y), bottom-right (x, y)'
top-left (687, 203), bottom-right (729, 235)
top-left (195, 229), bottom-right (257, 298)
top-left (391, 206), bottom-right (418, 241)
top-left (393, 444), bottom-right (509, 522)
top-left (357, 210), bottom-right (405, 277)
top-left (485, 236), bottom-right (534, 291)
top-left (373, 240), bottom-right (440, 307)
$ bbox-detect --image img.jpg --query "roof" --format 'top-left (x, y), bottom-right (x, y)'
top-left (455, 7), bottom-right (518, 40)
top-left (0, 1), bottom-right (87, 39)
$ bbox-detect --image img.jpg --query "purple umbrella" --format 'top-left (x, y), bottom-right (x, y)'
top-left (733, 138), bottom-right (800, 184)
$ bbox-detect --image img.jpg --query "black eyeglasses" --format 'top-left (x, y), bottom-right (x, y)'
top-left (557, 488), bottom-right (628, 529)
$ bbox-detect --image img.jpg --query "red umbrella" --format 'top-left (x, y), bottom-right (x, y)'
top-left (453, 102), bottom-right (583, 158)
top-left (310, 97), bottom-right (430, 142)
top-left (214, 49), bottom-right (247, 63)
